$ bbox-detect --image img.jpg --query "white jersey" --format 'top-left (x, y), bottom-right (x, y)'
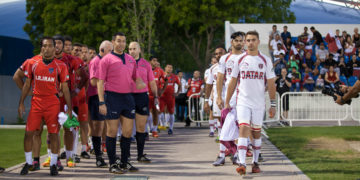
top-left (218, 53), bottom-right (242, 107)
top-left (205, 63), bottom-right (222, 99)
top-left (204, 68), bottom-right (210, 81)
top-left (231, 51), bottom-right (276, 109)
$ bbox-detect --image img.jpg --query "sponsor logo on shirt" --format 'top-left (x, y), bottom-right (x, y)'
top-left (240, 71), bottom-right (264, 80)
top-left (35, 75), bottom-right (55, 82)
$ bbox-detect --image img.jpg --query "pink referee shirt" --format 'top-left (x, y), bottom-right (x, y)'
top-left (87, 55), bottom-right (101, 97)
top-left (98, 52), bottom-right (137, 93)
top-left (132, 58), bottom-right (154, 93)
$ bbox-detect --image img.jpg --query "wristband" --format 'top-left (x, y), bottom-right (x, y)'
top-left (99, 101), bottom-right (105, 106)
top-left (270, 99), bottom-right (276, 107)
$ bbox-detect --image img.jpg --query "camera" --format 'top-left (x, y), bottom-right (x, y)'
top-left (321, 84), bottom-right (352, 105)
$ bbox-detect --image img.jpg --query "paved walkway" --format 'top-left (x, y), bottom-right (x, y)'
top-left (0, 123), bottom-right (309, 180)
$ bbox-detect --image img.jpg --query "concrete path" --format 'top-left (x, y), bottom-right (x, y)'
top-left (0, 123), bottom-right (309, 180)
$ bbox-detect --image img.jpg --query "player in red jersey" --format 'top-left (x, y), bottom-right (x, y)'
top-left (71, 43), bottom-right (91, 161)
top-left (18, 37), bottom-right (72, 176)
top-left (148, 56), bottom-right (167, 138)
top-left (159, 64), bottom-right (181, 135)
top-left (13, 54), bottom-right (44, 171)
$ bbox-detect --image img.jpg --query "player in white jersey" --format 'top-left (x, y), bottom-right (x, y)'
top-left (225, 31), bottom-right (276, 176)
top-left (209, 32), bottom-right (245, 166)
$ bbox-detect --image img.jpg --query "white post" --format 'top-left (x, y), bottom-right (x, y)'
top-left (225, 21), bottom-right (231, 51)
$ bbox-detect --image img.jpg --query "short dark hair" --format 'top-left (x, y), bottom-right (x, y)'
top-left (149, 56), bottom-right (157, 60)
top-left (89, 47), bottom-right (96, 51)
top-left (245, 31), bottom-right (259, 39)
top-left (112, 32), bottom-right (125, 40)
top-left (64, 35), bottom-right (72, 42)
top-left (231, 31), bottom-right (245, 39)
top-left (215, 45), bottom-right (226, 51)
top-left (284, 25), bottom-right (288, 28)
top-left (40, 36), bottom-right (55, 47)
top-left (73, 43), bottom-right (82, 48)
top-left (53, 34), bottom-right (65, 44)
top-left (81, 44), bottom-right (88, 49)
top-left (273, 25), bottom-right (277, 28)
top-left (310, 26), bottom-right (315, 30)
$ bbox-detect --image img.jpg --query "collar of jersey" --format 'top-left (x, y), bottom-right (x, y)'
top-left (111, 51), bottom-right (126, 64)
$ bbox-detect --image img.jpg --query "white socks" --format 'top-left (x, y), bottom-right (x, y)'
top-left (252, 138), bottom-right (262, 163)
top-left (66, 150), bottom-right (72, 160)
top-left (237, 137), bottom-right (248, 165)
top-left (81, 145), bottom-right (86, 152)
top-left (169, 114), bottom-right (175, 130)
top-left (50, 153), bottom-right (58, 166)
top-left (25, 151), bottom-right (33, 165)
top-left (72, 129), bottom-right (79, 155)
top-left (219, 144), bottom-right (226, 158)
top-left (47, 148), bottom-right (51, 157)
top-left (209, 119), bottom-right (215, 133)
top-left (147, 114), bottom-right (153, 133)
top-left (216, 119), bottom-right (221, 137)
top-left (165, 113), bottom-right (169, 126)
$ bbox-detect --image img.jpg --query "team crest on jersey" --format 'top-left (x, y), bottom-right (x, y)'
top-left (155, 72), bottom-right (158, 76)
top-left (49, 68), bottom-right (54, 74)
top-left (258, 64), bottom-right (263, 69)
top-left (140, 64), bottom-right (145, 67)
top-left (228, 60), bottom-right (234, 67)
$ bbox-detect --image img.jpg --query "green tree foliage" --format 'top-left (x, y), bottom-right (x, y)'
top-left (157, 0), bottom-right (295, 73)
top-left (24, 0), bottom-right (157, 57)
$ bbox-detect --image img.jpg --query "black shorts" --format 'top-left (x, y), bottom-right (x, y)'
top-left (132, 92), bottom-right (149, 116)
top-left (282, 94), bottom-right (289, 111)
top-left (105, 91), bottom-right (135, 119)
top-left (88, 95), bottom-right (105, 121)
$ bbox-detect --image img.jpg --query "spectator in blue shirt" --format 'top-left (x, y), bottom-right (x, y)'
top-left (281, 26), bottom-right (291, 43)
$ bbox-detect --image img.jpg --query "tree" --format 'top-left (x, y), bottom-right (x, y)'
top-left (157, 0), bottom-right (295, 73)
top-left (24, 0), bottom-right (158, 57)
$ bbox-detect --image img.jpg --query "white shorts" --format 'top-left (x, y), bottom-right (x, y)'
top-left (212, 99), bottom-right (221, 117)
top-left (219, 108), bottom-right (239, 141)
top-left (236, 105), bottom-right (265, 129)
top-left (208, 98), bottom-right (213, 107)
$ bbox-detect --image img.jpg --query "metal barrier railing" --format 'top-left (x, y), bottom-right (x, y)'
top-left (280, 92), bottom-right (350, 126)
top-left (187, 93), bottom-right (209, 123)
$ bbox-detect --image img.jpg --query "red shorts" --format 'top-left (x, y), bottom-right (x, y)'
top-left (160, 95), bottom-right (175, 114)
top-left (77, 102), bottom-right (88, 122)
top-left (149, 96), bottom-right (156, 110)
top-left (26, 96), bottom-right (60, 133)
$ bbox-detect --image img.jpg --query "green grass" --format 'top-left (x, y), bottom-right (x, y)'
top-left (267, 126), bottom-right (360, 180)
top-left (0, 129), bottom-right (64, 168)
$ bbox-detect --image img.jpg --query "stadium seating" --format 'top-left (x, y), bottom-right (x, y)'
top-left (348, 76), bottom-right (358, 86)
top-left (339, 75), bottom-right (348, 86)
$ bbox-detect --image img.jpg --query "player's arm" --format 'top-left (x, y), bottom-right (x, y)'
top-left (158, 78), bottom-right (168, 97)
top-left (18, 78), bottom-right (31, 118)
top-left (13, 68), bottom-right (25, 90)
top-left (97, 79), bottom-right (107, 116)
top-left (90, 78), bottom-right (98, 87)
top-left (224, 77), bottom-right (237, 109)
top-left (336, 80), bottom-right (360, 105)
top-left (61, 82), bottom-right (73, 119)
top-left (76, 67), bottom-right (89, 90)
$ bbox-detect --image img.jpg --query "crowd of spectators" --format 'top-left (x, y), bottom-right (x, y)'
top-left (269, 25), bottom-right (360, 93)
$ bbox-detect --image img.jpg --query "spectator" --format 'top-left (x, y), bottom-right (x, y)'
top-left (284, 36), bottom-right (292, 56)
top-left (347, 54), bottom-right (360, 76)
top-left (316, 74), bottom-right (324, 89)
top-left (335, 29), bottom-right (341, 39)
top-left (301, 26), bottom-right (309, 37)
top-left (324, 65), bottom-right (340, 88)
top-left (338, 56), bottom-right (350, 77)
top-left (353, 27), bottom-right (360, 44)
top-left (269, 33), bottom-right (282, 62)
top-left (287, 55), bottom-right (300, 72)
top-left (344, 36), bottom-right (355, 57)
top-left (175, 71), bottom-right (188, 122)
top-left (269, 24), bottom-right (280, 40)
top-left (342, 30), bottom-right (349, 40)
top-left (316, 42), bottom-right (329, 62)
top-left (302, 67), bottom-right (315, 91)
top-left (274, 53), bottom-right (287, 76)
top-left (185, 70), bottom-right (204, 127)
top-left (289, 67), bottom-right (301, 92)
top-left (321, 54), bottom-right (339, 76)
top-left (297, 42), bottom-right (308, 61)
top-left (275, 68), bottom-right (291, 119)
top-left (273, 43), bottom-right (285, 62)
top-left (310, 26), bottom-right (323, 50)
top-left (281, 25), bottom-right (291, 42)
top-left (302, 52), bottom-right (314, 70)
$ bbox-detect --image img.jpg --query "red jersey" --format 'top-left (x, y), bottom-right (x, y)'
top-left (186, 78), bottom-right (203, 97)
top-left (161, 73), bottom-right (180, 97)
top-left (149, 67), bottom-right (165, 97)
top-left (25, 58), bottom-right (69, 96)
top-left (20, 55), bottom-right (42, 72)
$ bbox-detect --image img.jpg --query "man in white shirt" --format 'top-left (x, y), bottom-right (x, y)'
top-left (175, 71), bottom-right (188, 123)
top-left (225, 31), bottom-right (276, 176)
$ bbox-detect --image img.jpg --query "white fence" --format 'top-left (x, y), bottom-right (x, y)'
top-left (187, 93), bottom-right (209, 123)
top-left (280, 92), bottom-right (360, 126)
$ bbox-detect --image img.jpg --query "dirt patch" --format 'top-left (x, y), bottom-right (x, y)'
top-left (306, 137), bottom-right (360, 152)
